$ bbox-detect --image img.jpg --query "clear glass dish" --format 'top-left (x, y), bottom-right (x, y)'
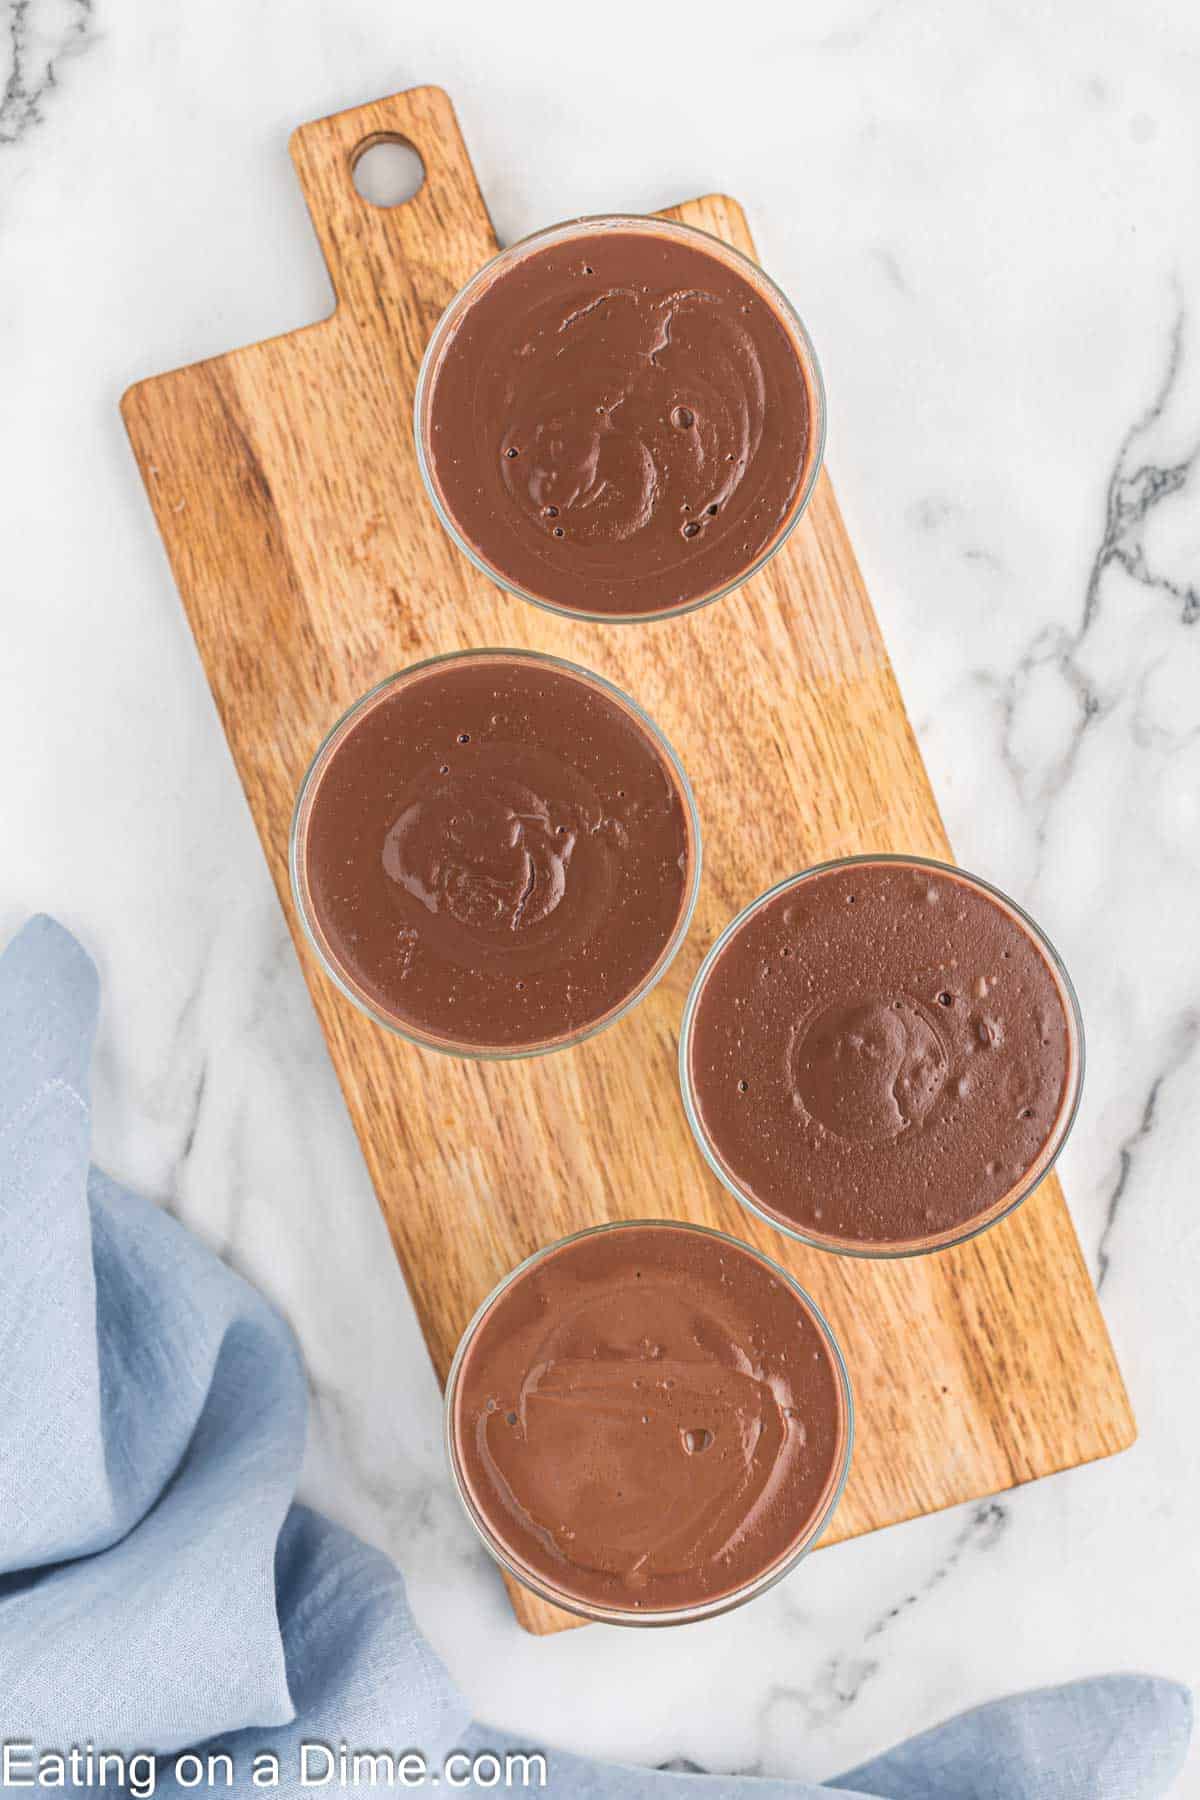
top-left (443, 1218), bottom-right (854, 1626)
top-left (679, 854), bottom-right (1086, 1258)
top-left (290, 647), bottom-right (701, 1060)
top-left (413, 213), bottom-right (826, 625)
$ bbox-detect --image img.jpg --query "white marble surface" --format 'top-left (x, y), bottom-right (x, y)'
top-left (2, 0), bottom-right (1198, 1787)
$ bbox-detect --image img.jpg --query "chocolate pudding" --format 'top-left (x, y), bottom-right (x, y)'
top-left (683, 859), bottom-right (1082, 1254)
top-left (292, 651), bottom-right (698, 1055)
top-left (416, 217), bottom-right (822, 620)
top-left (447, 1222), bottom-right (851, 1620)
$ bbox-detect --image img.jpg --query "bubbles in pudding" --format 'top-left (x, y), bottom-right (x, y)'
top-left (687, 861), bottom-right (1077, 1249)
top-left (495, 286), bottom-right (759, 555)
top-left (791, 996), bottom-right (949, 1144)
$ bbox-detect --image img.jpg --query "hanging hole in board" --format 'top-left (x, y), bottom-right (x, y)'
top-left (352, 137), bottom-right (426, 209)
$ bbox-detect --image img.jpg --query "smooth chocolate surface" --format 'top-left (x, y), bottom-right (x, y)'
top-left (687, 861), bottom-right (1076, 1249)
top-left (452, 1224), bottom-right (848, 1615)
top-left (301, 656), bottom-right (693, 1051)
top-left (422, 226), bottom-right (817, 617)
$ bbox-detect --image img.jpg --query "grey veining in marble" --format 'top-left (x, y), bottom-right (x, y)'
top-left (1, 0), bottom-right (94, 149)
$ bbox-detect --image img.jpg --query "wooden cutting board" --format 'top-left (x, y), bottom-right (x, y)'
top-left (122, 85), bottom-right (1135, 1634)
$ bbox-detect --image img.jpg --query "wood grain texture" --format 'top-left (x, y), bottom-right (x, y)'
top-left (121, 86), bottom-right (1135, 1636)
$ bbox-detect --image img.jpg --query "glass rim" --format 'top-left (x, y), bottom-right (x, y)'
top-left (679, 853), bottom-right (1087, 1260)
top-left (442, 1216), bottom-right (855, 1627)
top-left (289, 646), bottom-right (702, 1061)
top-left (412, 211), bottom-right (828, 626)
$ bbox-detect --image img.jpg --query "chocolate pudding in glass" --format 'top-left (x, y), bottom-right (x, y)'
top-left (446, 1220), bottom-right (853, 1624)
top-left (681, 856), bottom-right (1083, 1256)
top-left (291, 650), bottom-right (699, 1058)
top-left (414, 216), bottom-right (824, 623)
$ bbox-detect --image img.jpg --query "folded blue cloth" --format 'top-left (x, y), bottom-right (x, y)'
top-left (0, 916), bottom-right (1190, 1798)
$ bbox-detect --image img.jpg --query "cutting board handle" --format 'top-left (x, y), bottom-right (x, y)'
top-left (288, 86), bottom-right (498, 332)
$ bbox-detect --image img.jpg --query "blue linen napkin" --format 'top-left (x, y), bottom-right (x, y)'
top-left (0, 915), bottom-right (1190, 1798)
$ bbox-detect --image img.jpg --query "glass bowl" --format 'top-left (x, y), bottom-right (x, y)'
top-left (413, 213), bottom-right (826, 625)
top-left (444, 1218), bottom-right (854, 1625)
top-left (679, 854), bottom-right (1085, 1258)
top-left (290, 647), bottom-right (701, 1059)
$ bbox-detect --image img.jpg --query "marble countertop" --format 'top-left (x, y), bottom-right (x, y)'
top-left (3, 0), bottom-right (1197, 1787)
